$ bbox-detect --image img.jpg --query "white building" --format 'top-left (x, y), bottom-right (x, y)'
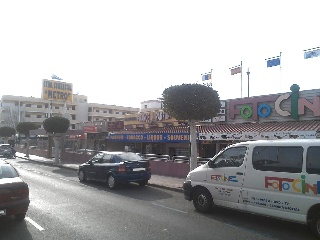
top-left (0, 94), bottom-right (140, 130)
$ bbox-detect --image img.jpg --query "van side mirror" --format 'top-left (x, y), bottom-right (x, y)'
top-left (208, 160), bottom-right (216, 168)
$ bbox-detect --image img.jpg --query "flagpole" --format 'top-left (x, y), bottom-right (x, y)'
top-left (240, 61), bottom-right (243, 98)
top-left (280, 52), bottom-right (282, 71)
top-left (210, 68), bottom-right (213, 87)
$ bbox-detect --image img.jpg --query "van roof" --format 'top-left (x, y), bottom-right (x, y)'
top-left (233, 139), bottom-right (320, 147)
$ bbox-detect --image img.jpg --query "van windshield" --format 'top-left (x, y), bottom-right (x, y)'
top-left (211, 146), bottom-right (247, 168)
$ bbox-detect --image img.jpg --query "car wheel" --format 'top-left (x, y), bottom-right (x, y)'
top-left (107, 174), bottom-right (117, 190)
top-left (138, 180), bottom-right (148, 187)
top-left (310, 212), bottom-right (320, 239)
top-left (78, 170), bottom-right (86, 182)
top-left (193, 188), bottom-right (213, 213)
top-left (14, 213), bottom-right (26, 221)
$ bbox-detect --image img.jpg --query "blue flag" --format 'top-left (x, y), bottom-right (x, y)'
top-left (266, 57), bottom-right (281, 68)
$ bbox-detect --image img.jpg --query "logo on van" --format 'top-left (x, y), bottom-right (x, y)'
top-left (265, 175), bottom-right (320, 195)
top-left (211, 174), bottom-right (238, 183)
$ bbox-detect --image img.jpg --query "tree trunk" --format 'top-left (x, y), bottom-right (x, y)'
top-left (26, 136), bottom-right (30, 158)
top-left (47, 136), bottom-right (53, 158)
top-left (53, 136), bottom-right (60, 165)
top-left (189, 120), bottom-right (198, 171)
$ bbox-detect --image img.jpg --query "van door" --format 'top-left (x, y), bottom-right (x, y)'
top-left (206, 146), bottom-right (247, 209)
top-left (240, 145), bottom-right (304, 221)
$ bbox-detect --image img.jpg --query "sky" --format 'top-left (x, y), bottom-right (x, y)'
top-left (1, 0), bottom-right (320, 109)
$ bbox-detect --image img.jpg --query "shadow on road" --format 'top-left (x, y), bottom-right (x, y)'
top-left (0, 217), bottom-right (33, 240)
top-left (79, 180), bottom-right (175, 201)
top-left (193, 206), bottom-right (317, 240)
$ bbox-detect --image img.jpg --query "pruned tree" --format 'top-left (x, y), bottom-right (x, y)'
top-left (43, 116), bottom-right (70, 164)
top-left (162, 83), bottom-right (220, 171)
top-left (16, 122), bottom-right (39, 158)
top-left (0, 126), bottom-right (16, 144)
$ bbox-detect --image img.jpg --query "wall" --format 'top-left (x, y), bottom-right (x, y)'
top-left (16, 147), bottom-right (190, 178)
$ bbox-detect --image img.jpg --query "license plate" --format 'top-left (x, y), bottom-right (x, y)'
top-left (0, 209), bottom-right (6, 216)
top-left (133, 168), bottom-right (145, 172)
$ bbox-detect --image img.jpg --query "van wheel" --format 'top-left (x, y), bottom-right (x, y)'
top-left (310, 212), bottom-right (320, 239)
top-left (193, 188), bottom-right (213, 213)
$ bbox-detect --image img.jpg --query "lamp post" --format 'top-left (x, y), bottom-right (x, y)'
top-left (246, 68), bottom-right (250, 97)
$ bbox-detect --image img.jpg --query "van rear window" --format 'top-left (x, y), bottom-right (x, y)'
top-left (252, 146), bottom-right (303, 173)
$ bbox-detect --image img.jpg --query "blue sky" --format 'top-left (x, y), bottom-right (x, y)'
top-left (1, 0), bottom-right (319, 108)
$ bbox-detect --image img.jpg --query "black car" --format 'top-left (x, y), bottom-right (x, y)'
top-left (78, 151), bottom-right (151, 189)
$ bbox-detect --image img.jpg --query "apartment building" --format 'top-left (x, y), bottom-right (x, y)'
top-left (0, 94), bottom-right (140, 130)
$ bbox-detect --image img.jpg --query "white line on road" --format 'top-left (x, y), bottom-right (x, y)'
top-left (25, 217), bottom-right (45, 231)
top-left (152, 203), bottom-right (187, 214)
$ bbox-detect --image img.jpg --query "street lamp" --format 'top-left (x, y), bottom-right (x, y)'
top-left (246, 68), bottom-right (250, 97)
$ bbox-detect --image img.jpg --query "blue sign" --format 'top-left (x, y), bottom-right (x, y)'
top-left (109, 133), bottom-right (198, 143)
top-left (51, 74), bottom-right (63, 80)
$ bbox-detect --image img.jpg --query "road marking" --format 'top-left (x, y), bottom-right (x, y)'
top-left (152, 203), bottom-right (187, 214)
top-left (59, 178), bottom-right (70, 182)
top-left (25, 217), bottom-right (45, 231)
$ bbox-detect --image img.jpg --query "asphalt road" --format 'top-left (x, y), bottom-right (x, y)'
top-left (0, 158), bottom-right (317, 240)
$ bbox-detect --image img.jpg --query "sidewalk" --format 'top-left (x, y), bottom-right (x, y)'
top-left (15, 152), bottom-right (185, 193)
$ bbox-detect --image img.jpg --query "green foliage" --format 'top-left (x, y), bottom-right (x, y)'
top-left (162, 83), bottom-right (220, 121)
top-left (0, 126), bottom-right (16, 138)
top-left (43, 116), bottom-right (70, 134)
top-left (16, 122), bottom-right (39, 136)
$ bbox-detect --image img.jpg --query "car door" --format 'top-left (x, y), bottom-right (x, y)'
top-left (96, 154), bottom-right (112, 180)
top-left (86, 154), bottom-right (103, 180)
top-left (206, 146), bottom-right (248, 208)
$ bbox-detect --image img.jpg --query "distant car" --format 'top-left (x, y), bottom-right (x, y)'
top-left (0, 160), bottom-right (29, 221)
top-left (0, 144), bottom-right (16, 158)
top-left (78, 151), bottom-right (151, 189)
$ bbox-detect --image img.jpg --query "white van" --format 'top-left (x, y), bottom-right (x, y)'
top-left (183, 139), bottom-right (320, 238)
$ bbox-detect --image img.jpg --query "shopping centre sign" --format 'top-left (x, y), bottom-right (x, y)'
top-left (229, 85), bottom-right (320, 121)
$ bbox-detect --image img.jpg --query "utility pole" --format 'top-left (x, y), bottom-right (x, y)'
top-left (246, 68), bottom-right (250, 97)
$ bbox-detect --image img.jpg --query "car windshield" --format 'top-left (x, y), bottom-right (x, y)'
top-left (0, 164), bottom-right (19, 179)
top-left (114, 153), bottom-right (144, 162)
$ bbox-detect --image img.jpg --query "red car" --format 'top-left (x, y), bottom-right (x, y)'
top-left (0, 160), bottom-right (29, 221)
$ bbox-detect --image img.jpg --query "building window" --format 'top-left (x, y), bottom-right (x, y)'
top-left (55, 106), bottom-right (59, 109)
top-left (26, 104), bottom-right (31, 107)
top-left (103, 110), bottom-right (108, 113)
top-left (72, 106), bottom-right (75, 110)
top-left (144, 105), bottom-right (147, 108)
top-left (71, 124), bottom-right (76, 129)
top-left (25, 114), bottom-right (30, 118)
top-left (88, 116), bottom-right (92, 121)
top-left (37, 105), bottom-right (42, 108)
top-left (116, 112), bottom-right (119, 114)
top-left (88, 107), bottom-right (92, 112)
top-left (109, 110), bottom-right (113, 114)
top-left (45, 103), bottom-right (48, 108)
top-left (71, 115), bottom-right (76, 120)
top-left (96, 110), bottom-right (99, 113)
top-left (37, 115), bottom-right (41, 118)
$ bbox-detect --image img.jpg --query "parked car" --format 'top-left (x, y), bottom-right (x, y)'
top-left (0, 160), bottom-right (29, 221)
top-left (78, 151), bottom-right (151, 189)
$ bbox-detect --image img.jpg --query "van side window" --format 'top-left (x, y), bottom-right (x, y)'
top-left (306, 146), bottom-right (320, 175)
top-left (252, 146), bottom-right (303, 173)
top-left (212, 147), bottom-right (247, 168)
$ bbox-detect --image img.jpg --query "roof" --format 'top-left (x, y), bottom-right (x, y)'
top-left (115, 120), bottom-right (320, 134)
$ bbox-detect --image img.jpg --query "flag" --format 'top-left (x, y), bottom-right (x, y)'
top-left (304, 48), bottom-right (320, 59)
top-left (266, 56), bottom-right (281, 68)
top-left (230, 66), bottom-right (241, 75)
top-left (201, 73), bottom-right (211, 81)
